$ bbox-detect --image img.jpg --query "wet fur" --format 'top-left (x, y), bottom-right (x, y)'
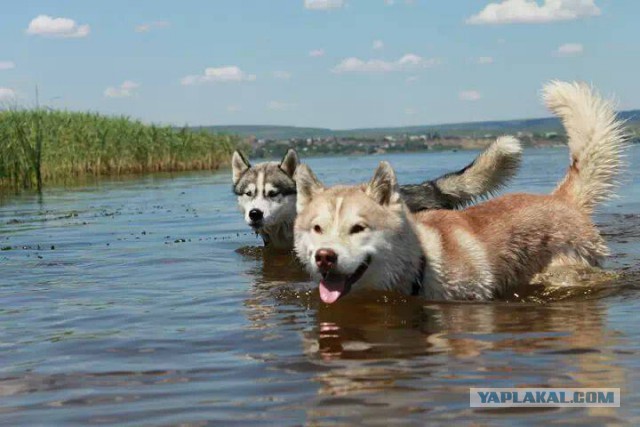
top-left (294, 81), bottom-right (627, 301)
top-left (232, 150), bottom-right (298, 249)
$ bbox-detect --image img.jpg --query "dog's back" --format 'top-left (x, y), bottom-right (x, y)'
top-left (415, 193), bottom-right (607, 299)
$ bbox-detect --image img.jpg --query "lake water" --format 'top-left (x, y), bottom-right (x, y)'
top-left (2, 147), bottom-right (640, 425)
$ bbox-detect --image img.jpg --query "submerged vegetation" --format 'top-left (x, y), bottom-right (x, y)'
top-left (0, 109), bottom-right (237, 192)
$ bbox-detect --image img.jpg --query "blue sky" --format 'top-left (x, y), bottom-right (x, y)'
top-left (0, 0), bottom-right (637, 129)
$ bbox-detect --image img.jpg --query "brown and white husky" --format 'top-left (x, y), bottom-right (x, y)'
top-left (293, 81), bottom-right (627, 303)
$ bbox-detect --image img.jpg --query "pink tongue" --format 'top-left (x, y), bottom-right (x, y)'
top-left (319, 279), bottom-right (346, 304)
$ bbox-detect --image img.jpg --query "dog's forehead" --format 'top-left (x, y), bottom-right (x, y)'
top-left (234, 167), bottom-right (258, 193)
top-left (234, 161), bottom-right (295, 193)
top-left (263, 163), bottom-right (296, 191)
top-left (324, 186), bottom-right (366, 203)
top-left (309, 186), bottom-right (384, 222)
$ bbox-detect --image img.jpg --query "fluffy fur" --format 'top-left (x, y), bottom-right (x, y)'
top-left (401, 136), bottom-right (522, 211)
top-left (232, 149), bottom-right (298, 249)
top-left (546, 81), bottom-right (627, 214)
top-left (294, 81), bottom-right (627, 303)
top-left (232, 138), bottom-right (522, 249)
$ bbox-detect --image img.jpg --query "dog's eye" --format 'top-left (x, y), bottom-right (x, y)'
top-left (267, 190), bottom-right (279, 198)
top-left (244, 191), bottom-right (253, 197)
top-left (313, 224), bottom-right (323, 234)
top-left (350, 224), bottom-right (366, 234)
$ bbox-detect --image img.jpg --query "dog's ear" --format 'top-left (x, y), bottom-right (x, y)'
top-left (279, 148), bottom-right (299, 178)
top-left (294, 164), bottom-right (324, 213)
top-left (366, 161), bottom-right (399, 205)
top-left (231, 151), bottom-right (250, 184)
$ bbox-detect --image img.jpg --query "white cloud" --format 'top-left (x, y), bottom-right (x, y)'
top-left (227, 105), bottom-right (242, 112)
top-left (0, 87), bottom-right (17, 101)
top-left (304, 0), bottom-right (344, 10)
top-left (477, 56), bottom-right (494, 64)
top-left (26, 15), bottom-right (90, 38)
top-left (332, 54), bottom-right (441, 73)
top-left (466, 0), bottom-right (601, 25)
top-left (405, 75), bottom-right (419, 83)
top-left (385, 0), bottom-right (416, 5)
top-left (555, 42), bottom-right (584, 56)
top-left (135, 24), bottom-right (150, 33)
top-left (135, 21), bottom-right (170, 33)
top-left (372, 40), bottom-right (384, 50)
top-left (309, 49), bottom-right (325, 57)
top-left (405, 108), bottom-right (416, 116)
top-left (181, 66), bottom-right (257, 85)
top-left (267, 101), bottom-right (296, 111)
top-left (459, 90), bottom-right (482, 101)
top-left (104, 80), bottom-right (140, 98)
top-left (0, 61), bottom-right (15, 70)
top-left (273, 70), bottom-right (292, 79)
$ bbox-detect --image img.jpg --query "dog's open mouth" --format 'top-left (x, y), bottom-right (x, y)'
top-left (319, 255), bottom-right (371, 304)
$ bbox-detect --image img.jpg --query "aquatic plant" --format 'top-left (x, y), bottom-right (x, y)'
top-left (0, 108), bottom-right (237, 191)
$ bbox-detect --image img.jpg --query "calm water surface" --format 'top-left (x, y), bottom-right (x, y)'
top-left (2, 147), bottom-right (640, 426)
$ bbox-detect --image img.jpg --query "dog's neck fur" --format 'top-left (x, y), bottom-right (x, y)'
top-left (408, 216), bottom-right (449, 299)
top-left (372, 207), bottom-right (447, 298)
top-left (259, 209), bottom-right (296, 249)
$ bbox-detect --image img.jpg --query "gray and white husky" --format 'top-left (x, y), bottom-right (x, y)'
top-left (232, 137), bottom-right (522, 249)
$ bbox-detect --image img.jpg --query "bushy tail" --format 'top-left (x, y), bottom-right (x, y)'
top-left (546, 81), bottom-right (627, 214)
top-left (435, 136), bottom-right (522, 207)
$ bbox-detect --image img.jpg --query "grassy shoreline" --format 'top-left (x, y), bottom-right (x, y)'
top-left (0, 109), bottom-right (238, 192)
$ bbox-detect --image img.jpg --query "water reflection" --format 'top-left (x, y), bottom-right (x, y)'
top-left (240, 248), bottom-right (632, 423)
top-left (236, 245), bottom-right (309, 284)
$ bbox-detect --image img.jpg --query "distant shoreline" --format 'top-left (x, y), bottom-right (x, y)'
top-left (195, 108), bottom-right (640, 141)
top-left (245, 135), bottom-right (567, 160)
top-left (249, 144), bottom-right (570, 164)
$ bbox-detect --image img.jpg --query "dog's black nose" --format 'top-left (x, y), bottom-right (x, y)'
top-left (315, 248), bottom-right (338, 273)
top-left (249, 209), bottom-right (263, 222)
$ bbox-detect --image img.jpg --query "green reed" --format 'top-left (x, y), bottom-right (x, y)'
top-left (0, 109), bottom-right (237, 191)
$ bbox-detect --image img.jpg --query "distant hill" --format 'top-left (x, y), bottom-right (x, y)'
top-left (194, 109), bottom-right (640, 140)
top-left (191, 125), bottom-right (334, 140)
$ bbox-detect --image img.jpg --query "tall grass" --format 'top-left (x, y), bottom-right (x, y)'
top-left (0, 109), bottom-right (237, 191)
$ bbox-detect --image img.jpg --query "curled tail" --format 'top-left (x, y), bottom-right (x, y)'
top-left (401, 137), bottom-right (522, 211)
top-left (435, 136), bottom-right (522, 207)
top-left (546, 81), bottom-right (627, 214)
